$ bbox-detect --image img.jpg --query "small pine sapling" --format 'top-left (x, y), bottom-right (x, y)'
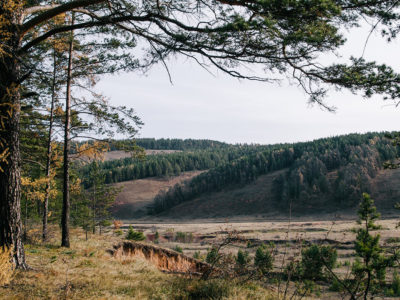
top-left (254, 244), bottom-right (274, 276)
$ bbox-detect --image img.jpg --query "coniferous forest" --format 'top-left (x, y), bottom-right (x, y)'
top-left (72, 133), bottom-right (400, 215)
top-left (148, 133), bottom-right (399, 213)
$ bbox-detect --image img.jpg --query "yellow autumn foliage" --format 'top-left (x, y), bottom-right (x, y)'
top-left (44, 12), bottom-right (69, 53)
top-left (76, 141), bottom-right (109, 162)
top-left (0, 0), bottom-right (22, 58)
top-left (0, 247), bottom-right (13, 286)
top-left (70, 177), bottom-right (82, 196)
top-left (0, 147), bottom-right (9, 172)
top-left (21, 175), bottom-right (57, 203)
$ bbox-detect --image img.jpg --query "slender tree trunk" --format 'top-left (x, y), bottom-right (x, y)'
top-left (23, 199), bottom-right (27, 242)
top-left (92, 183), bottom-right (96, 234)
top-left (0, 6), bottom-right (27, 268)
top-left (36, 200), bottom-right (41, 216)
top-left (61, 16), bottom-right (74, 248)
top-left (43, 48), bottom-right (57, 242)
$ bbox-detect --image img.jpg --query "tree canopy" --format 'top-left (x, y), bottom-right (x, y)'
top-left (2, 0), bottom-right (400, 269)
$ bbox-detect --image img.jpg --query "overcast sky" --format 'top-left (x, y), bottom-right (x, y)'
top-left (97, 24), bottom-right (400, 145)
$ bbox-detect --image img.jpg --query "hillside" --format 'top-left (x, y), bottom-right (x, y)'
top-left (78, 133), bottom-right (400, 220)
top-left (112, 171), bottom-right (204, 219)
top-left (152, 167), bottom-right (400, 220)
top-left (146, 133), bottom-right (400, 218)
top-left (155, 169), bottom-right (287, 220)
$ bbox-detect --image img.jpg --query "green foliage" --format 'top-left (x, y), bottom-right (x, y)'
top-left (294, 280), bottom-right (318, 298)
top-left (149, 132), bottom-right (400, 214)
top-left (300, 244), bottom-right (337, 280)
top-left (81, 146), bottom-right (257, 188)
top-left (173, 245), bottom-right (183, 253)
top-left (329, 278), bottom-right (344, 292)
top-left (125, 226), bottom-right (145, 241)
top-left (391, 271), bottom-right (400, 296)
top-left (352, 193), bottom-right (388, 297)
top-left (254, 244), bottom-right (273, 275)
top-left (206, 247), bottom-right (219, 264)
top-left (114, 138), bottom-right (230, 151)
top-left (193, 251), bottom-right (201, 260)
top-left (154, 231), bottom-right (159, 243)
top-left (386, 271), bottom-right (400, 297)
top-left (73, 161), bottom-right (121, 235)
top-left (236, 249), bottom-right (250, 267)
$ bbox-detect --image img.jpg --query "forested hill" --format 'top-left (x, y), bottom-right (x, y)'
top-left (107, 138), bottom-right (233, 151)
top-left (79, 138), bottom-right (279, 188)
top-left (134, 138), bottom-right (231, 150)
top-left (149, 132), bottom-right (400, 215)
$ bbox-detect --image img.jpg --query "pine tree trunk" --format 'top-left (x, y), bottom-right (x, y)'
top-left (0, 7), bottom-right (27, 268)
top-left (43, 48), bottom-right (57, 242)
top-left (61, 17), bottom-right (74, 248)
top-left (92, 183), bottom-right (96, 234)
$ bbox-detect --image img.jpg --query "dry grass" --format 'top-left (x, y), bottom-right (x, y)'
top-left (0, 226), bottom-right (276, 300)
top-left (0, 247), bottom-right (13, 286)
top-left (113, 171), bottom-right (204, 219)
top-left (5, 217), bottom-right (398, 299)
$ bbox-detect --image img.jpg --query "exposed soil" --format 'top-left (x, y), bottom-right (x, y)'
top-left (112, 171), bottom-right (204, 219)
top-left (110, 241), bottom-right (210, 274)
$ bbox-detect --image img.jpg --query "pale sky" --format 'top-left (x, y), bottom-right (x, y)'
top-left (97, 24), bottom-right (400, 145)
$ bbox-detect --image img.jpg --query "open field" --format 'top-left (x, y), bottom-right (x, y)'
top-left (124, 217), bottom-right (400, 299)
top-left (1, 215), bottom-right (400, 299)
top-left (126, 218), bottom-right (400, 267)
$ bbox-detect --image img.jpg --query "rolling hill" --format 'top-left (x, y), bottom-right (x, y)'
top-left (86, 134), bottom-right (400, 220)
top-left (111, 171), bottom-right (203, 219)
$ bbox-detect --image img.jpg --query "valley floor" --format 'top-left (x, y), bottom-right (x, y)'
top-left (1, 217), bottom-right (399, 299)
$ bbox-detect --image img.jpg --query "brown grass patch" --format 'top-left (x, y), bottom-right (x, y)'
top-left (0, 247), bottom-right (13, 286)
top-left (0, 226), bottom-right (275, 299)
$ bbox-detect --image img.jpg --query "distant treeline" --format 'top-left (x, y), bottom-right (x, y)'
top-left (79, 146), bottom-right (267, 187)
top-left (109, 138), bottom-right (232, 151)
top-left (150, 133), bottom-right (399, 214)
top-left (72, 138), bottom-right (232, 155)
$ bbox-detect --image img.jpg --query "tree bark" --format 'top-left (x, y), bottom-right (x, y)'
top-left (61, 15), bottom-right (74, 248)
top-left (0, 6), bottom-right (28, 268)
